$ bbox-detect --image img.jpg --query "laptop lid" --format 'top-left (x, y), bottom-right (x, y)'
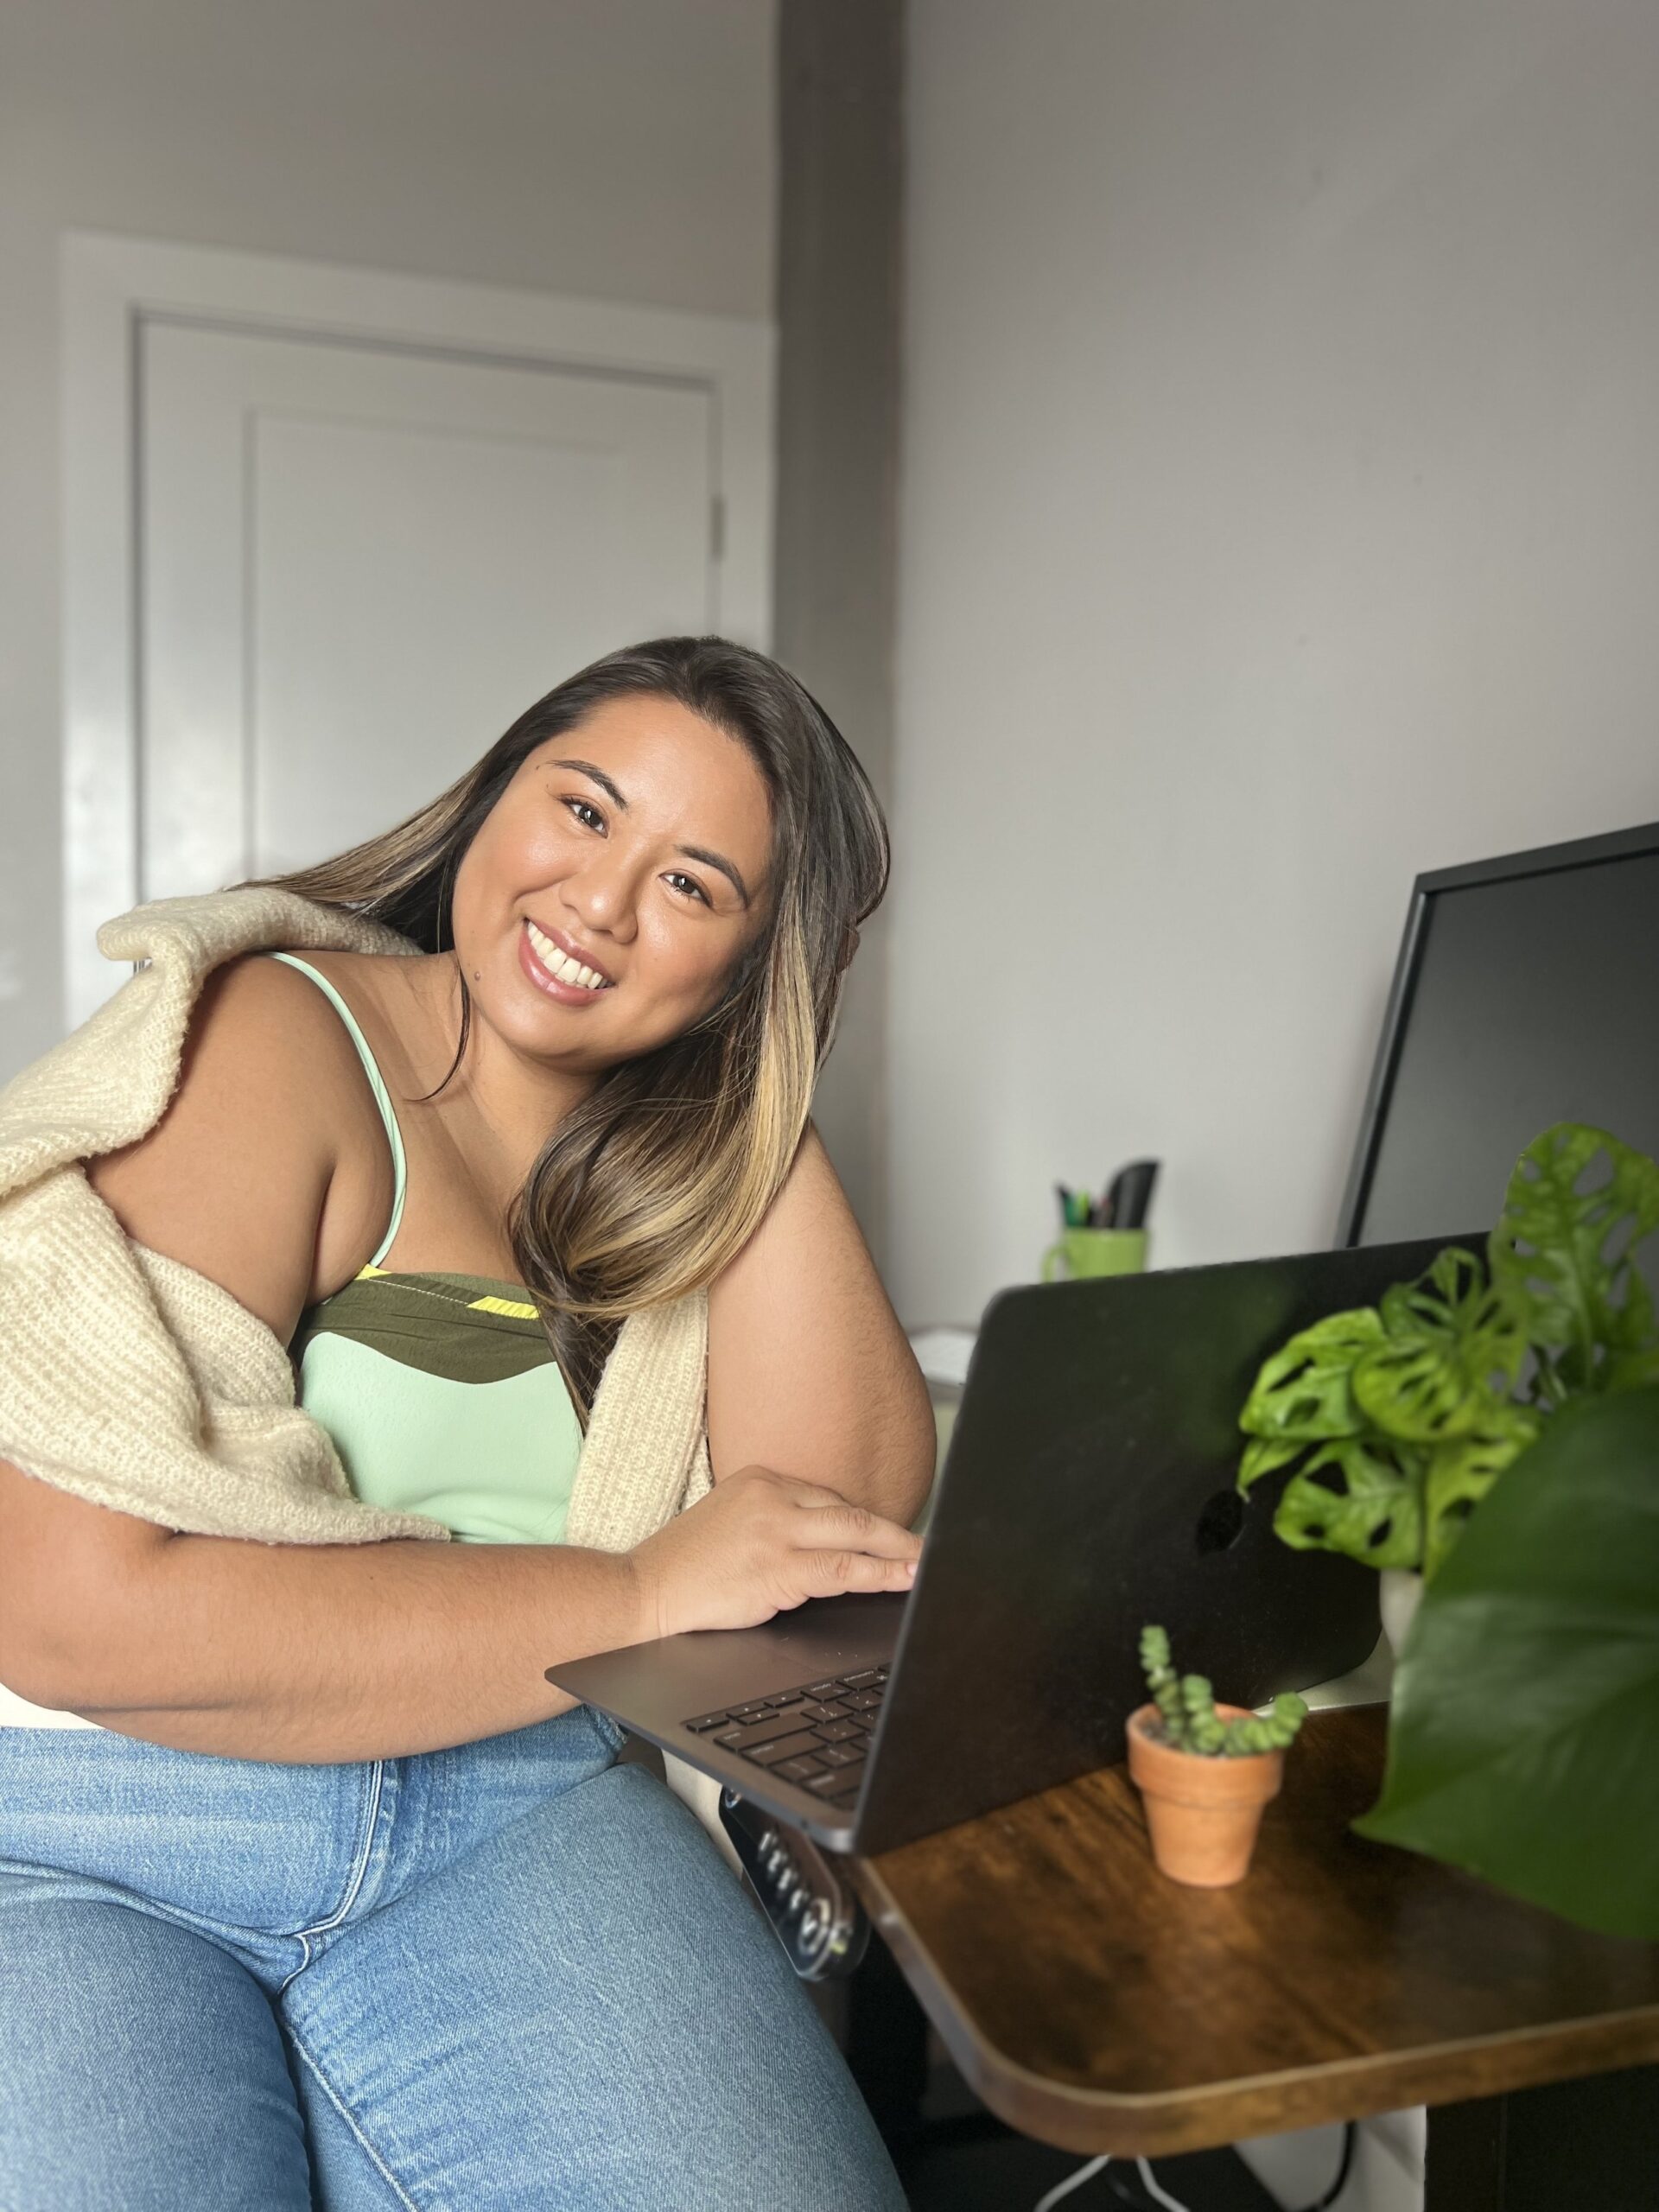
top-left (556, 1233), bottom-right (1461, 1856)
top-left (850, 1232), bottom-right (1459, 1852)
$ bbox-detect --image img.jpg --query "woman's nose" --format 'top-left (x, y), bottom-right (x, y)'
top-left (561, 849), bottom-right (640, 940)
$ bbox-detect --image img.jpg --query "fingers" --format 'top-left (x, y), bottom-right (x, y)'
top-left (734, 1465), bottom-right (922, 1560)
top-left (788, 1497), bottom-right (921, 1561)
top-left (742, 1465), bottom-right (887, 1517)
top-left (792, 1551), bottom-right (919, 1599)
top-left (749, 1469), bottom-right (854, 1511)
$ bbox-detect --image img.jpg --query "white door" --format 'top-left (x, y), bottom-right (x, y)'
top-left (138, 318), bottom-right (717, 899)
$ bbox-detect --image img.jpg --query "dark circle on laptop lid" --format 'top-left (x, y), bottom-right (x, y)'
top-left (1194, 1488), bottom-right (1247, 1556)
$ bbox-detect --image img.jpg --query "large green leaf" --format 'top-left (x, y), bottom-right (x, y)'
top-left (1357, 1386), bottom-right (1659, 1939)
top-left (1489, 1124), bottom-right (1659, 1395)
top-left (1272, 1437), bottom-right (1425, 1569)
top-left (1237, 1308), bottom-right (1382, 1447)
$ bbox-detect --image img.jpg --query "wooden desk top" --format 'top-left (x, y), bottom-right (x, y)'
top-left (849, 1707), bottom-right (1659, 2157)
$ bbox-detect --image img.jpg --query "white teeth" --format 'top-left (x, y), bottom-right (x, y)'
top-left (525, 919), bottom-right (608, 990)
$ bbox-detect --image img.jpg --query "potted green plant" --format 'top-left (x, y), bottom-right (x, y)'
top-left (1234, 1122), bottom-right (1659, 1647)
top-left (1231, 1121), bottom-right (1659, 1940)
top-left (1127, 1625), bottom-right (1307, 1886)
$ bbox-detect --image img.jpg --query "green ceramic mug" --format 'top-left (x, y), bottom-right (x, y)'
top-left (1040, 1227), bottom-right (1149, 1282)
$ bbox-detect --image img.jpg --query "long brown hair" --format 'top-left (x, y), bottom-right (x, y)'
top-left (246, 637), bottom-right (888, 1419)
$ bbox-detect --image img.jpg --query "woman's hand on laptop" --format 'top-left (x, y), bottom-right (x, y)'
top-left (627, 1465), bottom-right (922, 1640)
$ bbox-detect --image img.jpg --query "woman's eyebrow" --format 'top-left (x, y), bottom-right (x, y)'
top-left (677, 845), bottom-right (752, 907)
top-left (557, 758), bottom-right (628, 809)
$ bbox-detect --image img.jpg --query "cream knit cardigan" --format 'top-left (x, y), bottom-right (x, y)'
top-left (0, 889), bottom-right (717, 1758)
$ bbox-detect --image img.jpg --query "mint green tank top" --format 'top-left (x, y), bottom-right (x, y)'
top-left (271, 953), bottom-right (582, 1546)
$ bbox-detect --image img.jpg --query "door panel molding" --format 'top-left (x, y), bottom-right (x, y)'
top-left (61, 230), bottom-right (774, 1027)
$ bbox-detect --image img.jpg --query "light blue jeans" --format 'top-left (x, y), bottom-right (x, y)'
top-left (0, 1707), bottom-right (906, 2210)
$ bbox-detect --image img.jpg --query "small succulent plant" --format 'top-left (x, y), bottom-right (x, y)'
top-left (1139, 1625), bottom-right (1307, 1757)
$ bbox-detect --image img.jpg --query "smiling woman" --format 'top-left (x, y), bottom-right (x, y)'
top-left (0, 635), bottom-right (924, 2210)
top-left (256, 639), bottom-right (890, 1422)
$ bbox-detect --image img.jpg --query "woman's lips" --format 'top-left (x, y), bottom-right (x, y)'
top-left (525, 914), bottom-right (613, 986)
top-left (517, 918), bottom-right (612, 1007)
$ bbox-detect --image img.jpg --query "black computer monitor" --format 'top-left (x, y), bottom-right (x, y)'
top-left (1338, 819), bottom-right (1659, 1248)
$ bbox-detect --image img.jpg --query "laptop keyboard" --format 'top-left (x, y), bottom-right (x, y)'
top-left (679, 1666), bottom-right (889, 1809)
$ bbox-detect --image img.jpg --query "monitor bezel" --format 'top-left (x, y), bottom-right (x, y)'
top-left (1336, 817), bottom-right (1659, 1248)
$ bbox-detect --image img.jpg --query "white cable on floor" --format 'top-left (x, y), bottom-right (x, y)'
top-left (1135, 2157), bottom-right (1195, 2211)
top-left (1033, 2152), bottom-right (1113, 2211)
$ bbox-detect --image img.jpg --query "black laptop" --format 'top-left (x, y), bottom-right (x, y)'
top-left (549, 1236), bottom-right (1452, 1855)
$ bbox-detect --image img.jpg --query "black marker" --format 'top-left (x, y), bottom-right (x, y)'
top-left (1107, 1158), bottom-right (1160, 1232)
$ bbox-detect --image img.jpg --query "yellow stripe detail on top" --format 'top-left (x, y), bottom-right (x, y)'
top-left (469, 1294), bottom-right (540, 1319)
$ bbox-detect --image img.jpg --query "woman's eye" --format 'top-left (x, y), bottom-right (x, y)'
top-left (563, 798), bottom-right (604, 830)
top-left (665, 873), bottom-right (710, 906)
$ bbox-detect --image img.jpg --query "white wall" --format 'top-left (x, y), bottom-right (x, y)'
top-left (890, 0), bottom-right (1659, 1331)
top-left (0, 0), bottom-right (775, 1080)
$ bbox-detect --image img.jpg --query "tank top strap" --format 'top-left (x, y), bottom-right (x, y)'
top-left (266, 951), bottom-right (407, 1268)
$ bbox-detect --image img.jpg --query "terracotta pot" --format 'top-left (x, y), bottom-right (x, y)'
top-left (1126, 1703), bottom-right (1286, 1887)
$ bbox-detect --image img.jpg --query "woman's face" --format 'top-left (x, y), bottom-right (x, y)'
top-left (449, 691), bottom-right (775, 1071)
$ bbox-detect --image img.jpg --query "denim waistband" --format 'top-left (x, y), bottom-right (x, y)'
top-left (0, 1702), bottom-right (626, 1994)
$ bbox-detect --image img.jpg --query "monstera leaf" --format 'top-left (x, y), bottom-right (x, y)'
top-left (1236, 1125), bottom-right (1659, 1580)
top-left (1238, 1258), bottom-right (1522, 1570)
top-left (1421, 1403), bottom-right (1540, 1580)
top-left (1357, 1386), bottom-right (1659, 1940)
top-left (1490, 1124), bottom-right (1659, 1397)
top-left (1237, 1308), bottom-right (1382, 1446)
top-left (1236, 1435), bottom-right (1305, 1489)
top-left (1353, 1249), bottom-right (1529, 1445)
top-left (1274, 1437), bottom-right (1425, 1570)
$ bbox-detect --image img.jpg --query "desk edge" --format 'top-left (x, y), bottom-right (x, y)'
top-left (849, 1858), bottom-right (1659, 2158)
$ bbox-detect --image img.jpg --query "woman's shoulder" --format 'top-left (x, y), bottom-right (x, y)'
top-left (184, 950), bottom-right (405, 1209)
top-left (194, 949), bottom-right (385, 1084)
top-left (253, 945), bottom-right (439, 1103)
top-left (82, 951), bottom-right (395, 1342)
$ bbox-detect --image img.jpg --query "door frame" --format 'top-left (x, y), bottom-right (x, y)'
top-left (61, 229), bottom-right (775, 1027)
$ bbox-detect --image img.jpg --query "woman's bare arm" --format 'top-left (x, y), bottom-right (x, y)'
top-left (0, 1452), bottom-right (645, 1760)
top-left (0, 957), bottom-right (651, 1759)
top-left (2, 976), bottom-right (923, 1761)
top-left (705, 1122), bottom-right (937, 1527)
